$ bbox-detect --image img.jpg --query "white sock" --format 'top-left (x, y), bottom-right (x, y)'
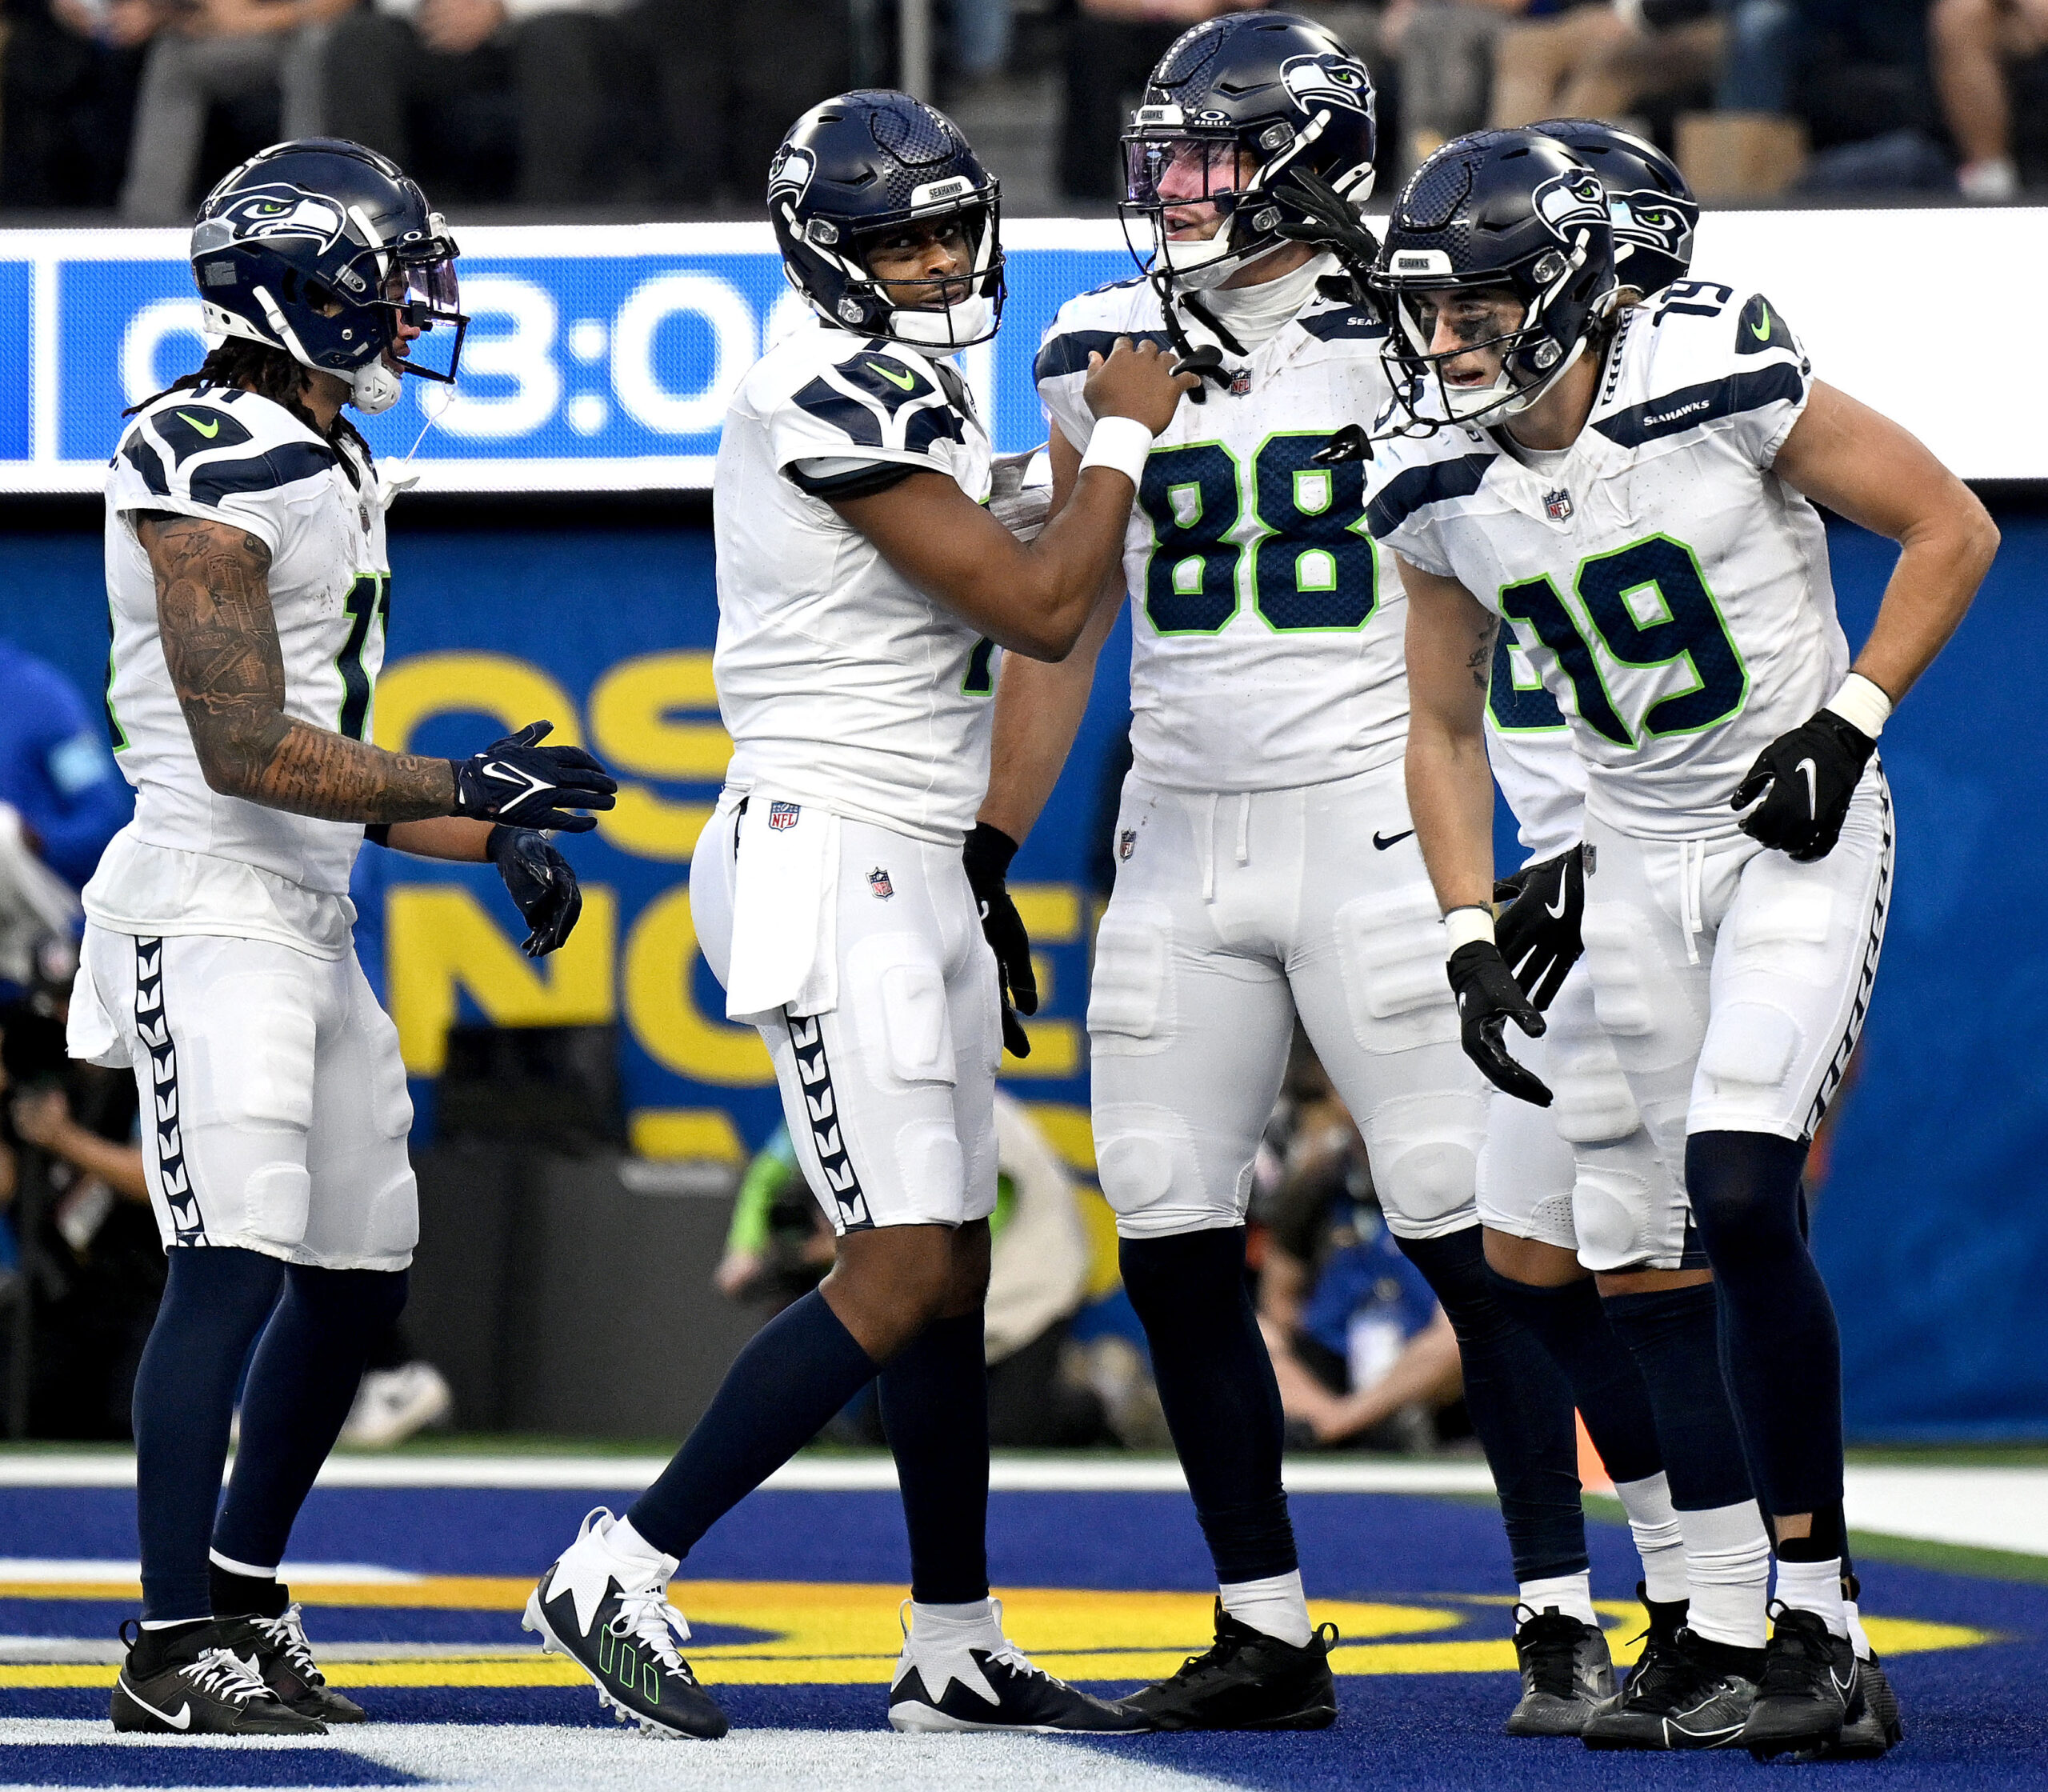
top-left (208, 1549), bottom-right (278, 1581)
top-left (1219, 1570), bottom-right (1312, 1647)
top-left (910, 1598), bottom-right (1001, 1640)
top-left (1843, 1597), bottom-right (1871, 1662)
top-left (1774, 1554), bottom-right (1849, 1638)
top-left (139, 1617), bottom-right (209, 1630)
top-left (1518, 1570), bottom-right (1597, 1630)
top-left (1678, 1500), bottom-right (1770, 1649)
top-left (600, 1514), bottom-right (677, 1582)
top-left (1612, 1471), bottom-right (1687, 1607)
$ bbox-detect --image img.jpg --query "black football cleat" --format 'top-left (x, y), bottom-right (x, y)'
top-left (887, 1602), bottom-right (1148, 1734)
top-left (244, 1599), bottom-right (366, 1724)
top-left (1790, 1647), bottom-right (1903, 1761)
top-left (1741, 1602), bottom-right (1858, 1758)
top-left (1505, 1604), bottom-right (1614, 1737)
top-left (1115, 1601), bottom-right (1338, 1731)
top-left (110, 1618), bottom-right (326, 1735)
top-left (524, 1508), bottom-right (728, 1739)
top-left (1582, 1611), bottom-right (1762, 1752)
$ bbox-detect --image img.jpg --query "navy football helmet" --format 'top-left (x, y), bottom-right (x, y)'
top-left (769, 90), bottom-right (1003, 352)
top-left (1121, 11), bottom-right (1377, 295)
top-left (1531, 118), bottom-right (1696, 298)
top-left (1370, 129), bottom-right (1618, 431)
top-left (190, 139), bottom-right (464, 416)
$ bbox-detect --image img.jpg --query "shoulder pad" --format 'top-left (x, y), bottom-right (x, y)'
top-left (1592, 282), bottom-right (1808, 452)
top-left (120, 390), bottom-right (336, 506)
top-left (1034, 281), bottom-right (1169, 386)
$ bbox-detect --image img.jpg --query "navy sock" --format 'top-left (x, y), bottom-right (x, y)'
top-left (878, 1310), bottom-right (990, 1604)
top-left (1398, 1228), bottom-right (1585, 1582)
top-left (1119, 1227), bottom-right (1297, 1584)
top-left (629, 1289), bottom-right (878, 1559)
top-left (1602, 1282), bottom-right (1754, 1511)
top-left (131, 1247), bottom-right (286, 1621)
top-left (1687, 1131), bottom-right (1844, 1518)
top-left (1483, 1267), bottom-right (1663, 1486)
top-left (212, 1266), bottom-right (409, 1575)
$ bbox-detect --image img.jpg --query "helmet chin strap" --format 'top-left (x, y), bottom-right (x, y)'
top-left (888, 292), bottom-right (991, 350)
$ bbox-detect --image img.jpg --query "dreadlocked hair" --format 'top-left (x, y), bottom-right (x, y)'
top-left (126, 338), bottom-right (374, 482)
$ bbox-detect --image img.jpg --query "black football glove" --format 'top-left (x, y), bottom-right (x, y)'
top-left (1730, 709), bottom-right (1874, 862)
top-left (1270, 166), bottom-right (1385, 291)
top-left (1493, 846), bottom-right (1586, 1011)
top-left (450, 721), bottom-right (617, 833)
top-left (487, 825), bottom-right (582, 957)
top-left (1447, 939), bottom-right (1552, 1106)
top-left (962, 822), bottom-right (1038, 1060)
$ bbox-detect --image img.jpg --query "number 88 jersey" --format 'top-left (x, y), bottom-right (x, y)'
top-left (1365, 284), bottom-right (1849, 842)
top-left (1035, 272), bottom-right (1410, 794)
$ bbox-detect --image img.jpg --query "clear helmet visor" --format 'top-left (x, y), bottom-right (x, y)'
top-left (1384, 283), bottom-right (1545, 425)
top-left (382, 254), bottom-right (466, 383)
top-left (1121, 134), bottom-right (1250, 272)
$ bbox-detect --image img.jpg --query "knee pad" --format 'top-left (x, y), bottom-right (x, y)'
top-left (1093, 1103), bottom-right (1226, 1235)
top-left (849, 935), bottom-right (957, 1089)
top-left (1088, 902), bottom-right (1174, 1057)
top-left (362, 1162), bottom-right (420, 1261)
top-left (1333, 886), bottom-right (1460, 1054)
top-left (1365, 1090), bottom-right (1482, 1234)
top-left (1697, 1002), bottom-right (1802, 1092)
top-left (1571, 1158), bottom-right (1659, 1270)
top-left (1550, 1042), bottom-right (1642, 1146)
top-left (242, 1158), bottom-right (312, 1252)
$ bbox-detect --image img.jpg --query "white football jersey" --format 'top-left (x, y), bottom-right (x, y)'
top-left (1368, 283), bottom-right (1842, 842)
top-left (89, 386), bottom-right (388, 958)
top-left (714, 318), bottom-right (995, 847)
top-left (1037, 273), bottom-right (1409, 795)
top-left (1486, 668), bottom-right (1586, 866)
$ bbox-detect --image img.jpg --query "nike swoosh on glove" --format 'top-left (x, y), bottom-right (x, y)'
top-left (488, 826), bottom-right (583, 957)
top-left (1492, 846), bottom-right (1586, 1011)
top-left (1447, 941), bottom-right (1552, 1106)
top-left (962, 822), bottom-right (1037, 1059)
top-left (1730, 710), bottom-right (1874, 862)
top-left (451, 721), bottom-right (618, 833)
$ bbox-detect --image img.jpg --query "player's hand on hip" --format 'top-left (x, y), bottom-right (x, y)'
top-left (1730, 710), bottom-right (1874, 862)
top-left (487, 825), bottom-right (583, 956)
top-left (450, 721), bottom-right (618, 833)
top-left (1082, 337), bottom-right (1200, 435)
top-left (1447, 941), bottom-right (1552, 1106)
top-left (1492, 845), bottom-right (1586, 1011)
top-left (963, 822), bottom-right (1038, 1059)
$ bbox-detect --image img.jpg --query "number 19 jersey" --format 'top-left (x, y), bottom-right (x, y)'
top-left (1367, 285), bottom-right (1845, 842)
top-left (1035, 273), bottom-right (1409, 794)
top-left (90, 386), bottom-right (388, 958)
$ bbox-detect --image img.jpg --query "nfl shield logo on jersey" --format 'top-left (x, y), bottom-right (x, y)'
top-left (1229, 369), bottom-right (1253, 397)
top-left (867, 866), bottom-right (894, 900)
top-left (1544, 488), bottom-right (1574, 522)
top-left (1118, 829), bottom-right (1137, 862)
top-left (768, 801), bottom-right (801, 831)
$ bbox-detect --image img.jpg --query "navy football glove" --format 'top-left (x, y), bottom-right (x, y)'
top-left (1448, 940), bottom-right (1552, 1106)
top-left (450, 721), bottom-right (617, 833)
top-left (963, 822), bottom-right (1037, 1060)
top-left (1493, 846), bottom-right (1586, 1011)
top-left (1730, 710), bottom-right (1874, 862)
top-left (488, 826), bottom-right (582, 957)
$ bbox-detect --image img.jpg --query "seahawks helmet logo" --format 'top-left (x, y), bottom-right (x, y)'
top-left (767, 146), bottom-right (818, 206)
top-left (1532, 169), bottom-right (1608, 239)
top-left (206, 184), bottom-right (348, 253)
top-left (1608, 186), bottom-right (1694, 258)
top-left (1280, 52), bottom-right (1372, 118)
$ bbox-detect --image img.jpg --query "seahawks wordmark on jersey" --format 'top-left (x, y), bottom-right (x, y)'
top-left (714, 318), bottom-right (994, 848)
top-left (1368, 286), bottom-right (1838, 842)
top-left (1036, 270), bottom-right (1410, 796)
top-left (90, 386), bottom-right (388, 958)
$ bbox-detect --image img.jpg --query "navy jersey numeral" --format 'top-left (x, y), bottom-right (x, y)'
top-left (335, 574), bottom-right (390, 742)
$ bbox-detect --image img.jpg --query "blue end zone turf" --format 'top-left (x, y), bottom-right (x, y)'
top-left (2, 1482), bottom-right (2045, 1789)
top-left (0, 1745), bottom-right (421, 1786)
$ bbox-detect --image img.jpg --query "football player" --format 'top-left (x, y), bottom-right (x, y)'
top-left (78, 139), bottom-right (609, 1734)
top-left (980, 16), bottom-right (1682, 1734)
top-left (524, 91), bottom-right (1192, 1739)
top-left (1371, 126), bottom-right (1990, 1757)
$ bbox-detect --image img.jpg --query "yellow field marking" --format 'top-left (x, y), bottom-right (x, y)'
top-left (0, 1582), bottom-right (1992, 1690)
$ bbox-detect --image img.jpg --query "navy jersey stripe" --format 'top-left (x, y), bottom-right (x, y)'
top-left (121, 436), bottom-right (170, 497)
top-left (1033, 327), bottom-right (1174, 385)
top-left (1296, 306), bottom-right (1388, 342)
top-left (1593, 361), bottom-right (1806, 450)
top-left (792, 377), bottom-right (884, 449)
top-left (1364, 454), bottom-right (1494, 541)
top-left (188, 441), bottom-right (338, 507)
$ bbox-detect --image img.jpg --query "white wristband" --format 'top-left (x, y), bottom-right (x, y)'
top-left (1444, 906), bottom-right (1495, 954)
top-left (1823, 672), bottom-right (1893, 740)
top-left (1078, 415), bottom-right (1155, 487)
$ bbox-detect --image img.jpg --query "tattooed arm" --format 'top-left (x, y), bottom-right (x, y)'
top-left (140, 513), bottom-right (457, 823)
top-left (1396, 552), bottom-right (1499, 916)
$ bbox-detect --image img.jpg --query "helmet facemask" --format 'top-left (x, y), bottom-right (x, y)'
top-left (779, 184), bottom-right (1006, 353)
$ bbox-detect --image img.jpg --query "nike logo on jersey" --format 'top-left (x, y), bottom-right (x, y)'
top-left (1797, 757), bottom-right (1818, 816)
top-left (1372, 830), bottom-right (1414, 850)
top-left (869, 362), bottom-right (918, 391)
top-left (175, 411), bottom-right (220, 438)
top-left (120, 1679), bottom-right (193, 1729)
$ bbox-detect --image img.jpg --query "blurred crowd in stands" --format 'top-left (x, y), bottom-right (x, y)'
top-left (0, 0), bottom-right (2040, 218)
